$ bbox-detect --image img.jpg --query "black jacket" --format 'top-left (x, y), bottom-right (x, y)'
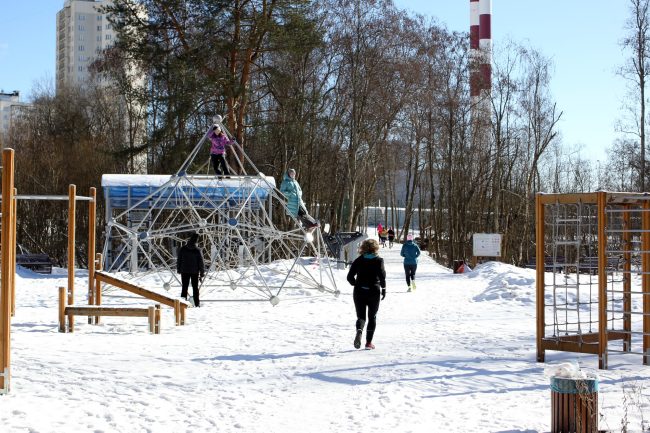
top-left (177, 243), bottom-right (205, 275)
top-left (347, 254), bottom-right (386, 292)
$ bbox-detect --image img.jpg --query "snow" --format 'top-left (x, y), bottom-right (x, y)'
top-left (2, 244), bottom-right (649, 432)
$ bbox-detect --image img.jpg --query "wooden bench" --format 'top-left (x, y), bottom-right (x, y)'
top-left (58, 286), bottom-right (160, 333)
top-left (16, 253), bottom-right (53, 274)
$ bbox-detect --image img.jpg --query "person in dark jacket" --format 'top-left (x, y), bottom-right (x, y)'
top-left (347, 238), bottom-right (386, 350)
top-left (387, 227), bottom-right (395, 249)
top-left (400, 234), bottom-right (421, 292)
top-left (177, 232), bottom-right (205, 307)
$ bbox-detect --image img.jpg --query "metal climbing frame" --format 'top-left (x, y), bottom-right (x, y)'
top-left (536, 192), bottom-right (650, 369)
top-left (102, 116), bottom-right (339, 305)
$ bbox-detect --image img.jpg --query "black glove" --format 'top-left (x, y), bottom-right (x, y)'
top-left (381, 289), bottom-right (386, 300)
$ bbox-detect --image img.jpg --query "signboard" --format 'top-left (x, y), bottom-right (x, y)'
top-left (473, 233), bottom-right (502, 257)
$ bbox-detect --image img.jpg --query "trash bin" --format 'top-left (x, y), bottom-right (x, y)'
top-left (550, 376), bottom-right (599, 433)
top-left (453, 260), bottom-right (465, 274)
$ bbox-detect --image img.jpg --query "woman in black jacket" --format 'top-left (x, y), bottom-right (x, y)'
top-left (347, 238), bottom-right (386, 350)
top-left (177, 232), bottom-right (205, 307)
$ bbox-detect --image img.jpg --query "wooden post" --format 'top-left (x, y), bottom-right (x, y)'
top-left (10, 187), bottom-right (16, 317)
top-left (641, 200), bottom-right (650, 365)
top-left (180, 304), bottom-right (186, 326)
top-left (58, 286), bottom-right (67, 333)
top-left (68, 184), bottom-right (76, 333)
top-left (148, 306), bottom-right (155, 333)
top-left (155, 304), bottom-right (161, 334)
top-left (597, 191), bottom-right (608, 370)
top-left (174, 299), bottom-right (180, 326)
top-left (622, 206), bottom-right (632, 352)
top-left (67, 286), bottom-right (74, 333)
top-left (1, 148), bottom-right (15, 393)
top-left (94, 253), bottom-right (102, 324)
top-left (87, 187), bottom-right (96, 324)
top-left (536, 193), bottom-right (546, 362)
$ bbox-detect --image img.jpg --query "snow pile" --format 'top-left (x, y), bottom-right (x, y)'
top-left (470, 261), bottom-right (536, 304)
top-left (544, 361), bottom-right (591, 380)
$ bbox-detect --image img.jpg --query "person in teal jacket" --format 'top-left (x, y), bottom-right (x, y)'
top-left (400, 234), bottom-right (421, 292)
top-left (280, 168), bottom-right (318, 229)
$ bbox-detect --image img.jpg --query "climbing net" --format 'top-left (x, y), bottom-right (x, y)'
top-left (102, 116), bottom-right (339, 305)
top-left (537, 192), bottom-right (650, 368)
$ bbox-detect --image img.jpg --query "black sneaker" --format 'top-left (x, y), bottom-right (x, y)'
top-left (354, 330), bottom-right (362, 349)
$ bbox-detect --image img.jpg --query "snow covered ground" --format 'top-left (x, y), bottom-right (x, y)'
top-left (1, 243), bottom-right (649, 432)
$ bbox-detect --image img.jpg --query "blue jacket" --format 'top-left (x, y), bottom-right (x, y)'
top-left (400, 240), bottom-right (421, 265)
top-left (279, 173), bottom-right (304, 217)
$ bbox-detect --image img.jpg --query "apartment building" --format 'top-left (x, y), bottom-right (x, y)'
top-left (56, 0), bottom-right (116, 89)
top-left (0, 91), bottom-right (30, 135)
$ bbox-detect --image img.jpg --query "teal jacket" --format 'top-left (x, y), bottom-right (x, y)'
top-left (280, 173), bottom-right (304, 217)
top-left (400, 240), bottom-right (421, 265)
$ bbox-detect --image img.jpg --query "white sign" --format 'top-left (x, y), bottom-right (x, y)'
top-left (473, 233), bottom-right (502, 257)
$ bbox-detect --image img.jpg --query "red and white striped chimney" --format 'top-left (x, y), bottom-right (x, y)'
top-left (478, 0), bottom-right (492, 95)
top-left (470, 0), bottom-right (480, 99)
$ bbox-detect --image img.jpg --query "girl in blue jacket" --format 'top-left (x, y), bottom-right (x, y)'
top-left (280, 169), bottom-right (318, 229)
top-left (400, 234), bottom-right (421, 292)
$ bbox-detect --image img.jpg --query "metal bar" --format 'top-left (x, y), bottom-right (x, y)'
top-left (14, 194), bottom-right (94, 201)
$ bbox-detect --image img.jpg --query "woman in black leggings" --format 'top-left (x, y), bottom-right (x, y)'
top-left (347, 239), bottom-right (386, 350)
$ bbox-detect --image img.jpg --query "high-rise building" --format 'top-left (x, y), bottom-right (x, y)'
top-left (56, 0), bottom-right (116, 90)
top-left (0, 91), bottom-right (30, 135)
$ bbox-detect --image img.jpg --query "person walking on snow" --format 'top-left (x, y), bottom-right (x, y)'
top-left (209, 124), bottom-right (234, 176)
top-left (177, 232), bottom-right (205, 307)
top-left (387, 227), bottom-right (395, 248)
top-left (279, 168), bottom-right (318, 229)
top-left (400, 234), bottom-right (421, 292)
top-left (347, 238), bottom-right (386, 350)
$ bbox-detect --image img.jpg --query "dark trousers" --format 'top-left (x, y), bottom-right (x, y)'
top-left (353, 287), bottom-right (381, 343)
top-left (211, 153), bottom-right (230, 176)
top-left (180, 273), bottom-right (200, 307)
top-left (404, 264), bottom-right (417, 286)
top-left (297, 205), bottom-right (317, 228)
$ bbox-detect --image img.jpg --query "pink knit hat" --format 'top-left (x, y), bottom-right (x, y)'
top-left (407, 234), bottom-right (413, 241)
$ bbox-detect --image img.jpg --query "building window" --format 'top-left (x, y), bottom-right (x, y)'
top-left (78, 66), bottom-right (83, 72)
top-left (78, 45), bottom-right (85, 51)
top-left (105, 24), bottom-right (112, 30)
top-left (105, 34), bottom-right (112, 40)
top-left (97, 25), bottom-right (102, 31)
top-left (79, 34), bottom-right (84, 41)
top-left (97, 35), bottom-right (101, 42)
top-left (97, 15), bottom-right (102, 21)
top-left (78, 24), bottom-right (85, 31)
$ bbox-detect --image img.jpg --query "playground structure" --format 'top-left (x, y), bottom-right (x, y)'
top-left (536, 192), bottom-right (650, 369)
top-left (101, 116), bottom-right (339, 305)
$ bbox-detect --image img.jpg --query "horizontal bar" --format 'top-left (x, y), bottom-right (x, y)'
top-left (14, 195), bottom-right (94, 201)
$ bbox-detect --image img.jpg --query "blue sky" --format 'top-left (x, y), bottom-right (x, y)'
top-left (0, 1), bottom-right (631, 161)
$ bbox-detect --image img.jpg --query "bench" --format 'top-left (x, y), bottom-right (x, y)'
top-left (59, 286), bottom-right (161, 333)
top-left (577, 256), bottom-right (621, 274)
top-left (526, 256), bottom-right (567, 272)
top-left (16, 253), bottom-right (53, 274)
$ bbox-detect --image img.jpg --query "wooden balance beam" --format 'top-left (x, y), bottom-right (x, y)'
top-left (94, 271), bottom-right (188, 326)
top-left (59, 286), bottom-right (160, 333)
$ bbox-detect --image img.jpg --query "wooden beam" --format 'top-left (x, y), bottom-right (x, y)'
top-left (536, 193), bottom-right (546, 362)
top-left (58, 286), bottom-right (66, 333)
top-left (644, 200), bottom-right (650, 366)
top-left (537, 193), bottom-right (599, 205)
top-left (65, 306), bottom-right (152, 317)
top-left (0, 148), bottom-right (15, 393)
top-left (598, 191), bottom-right (608, 369)
top-left (94, 271), bottom-right (189, 309)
